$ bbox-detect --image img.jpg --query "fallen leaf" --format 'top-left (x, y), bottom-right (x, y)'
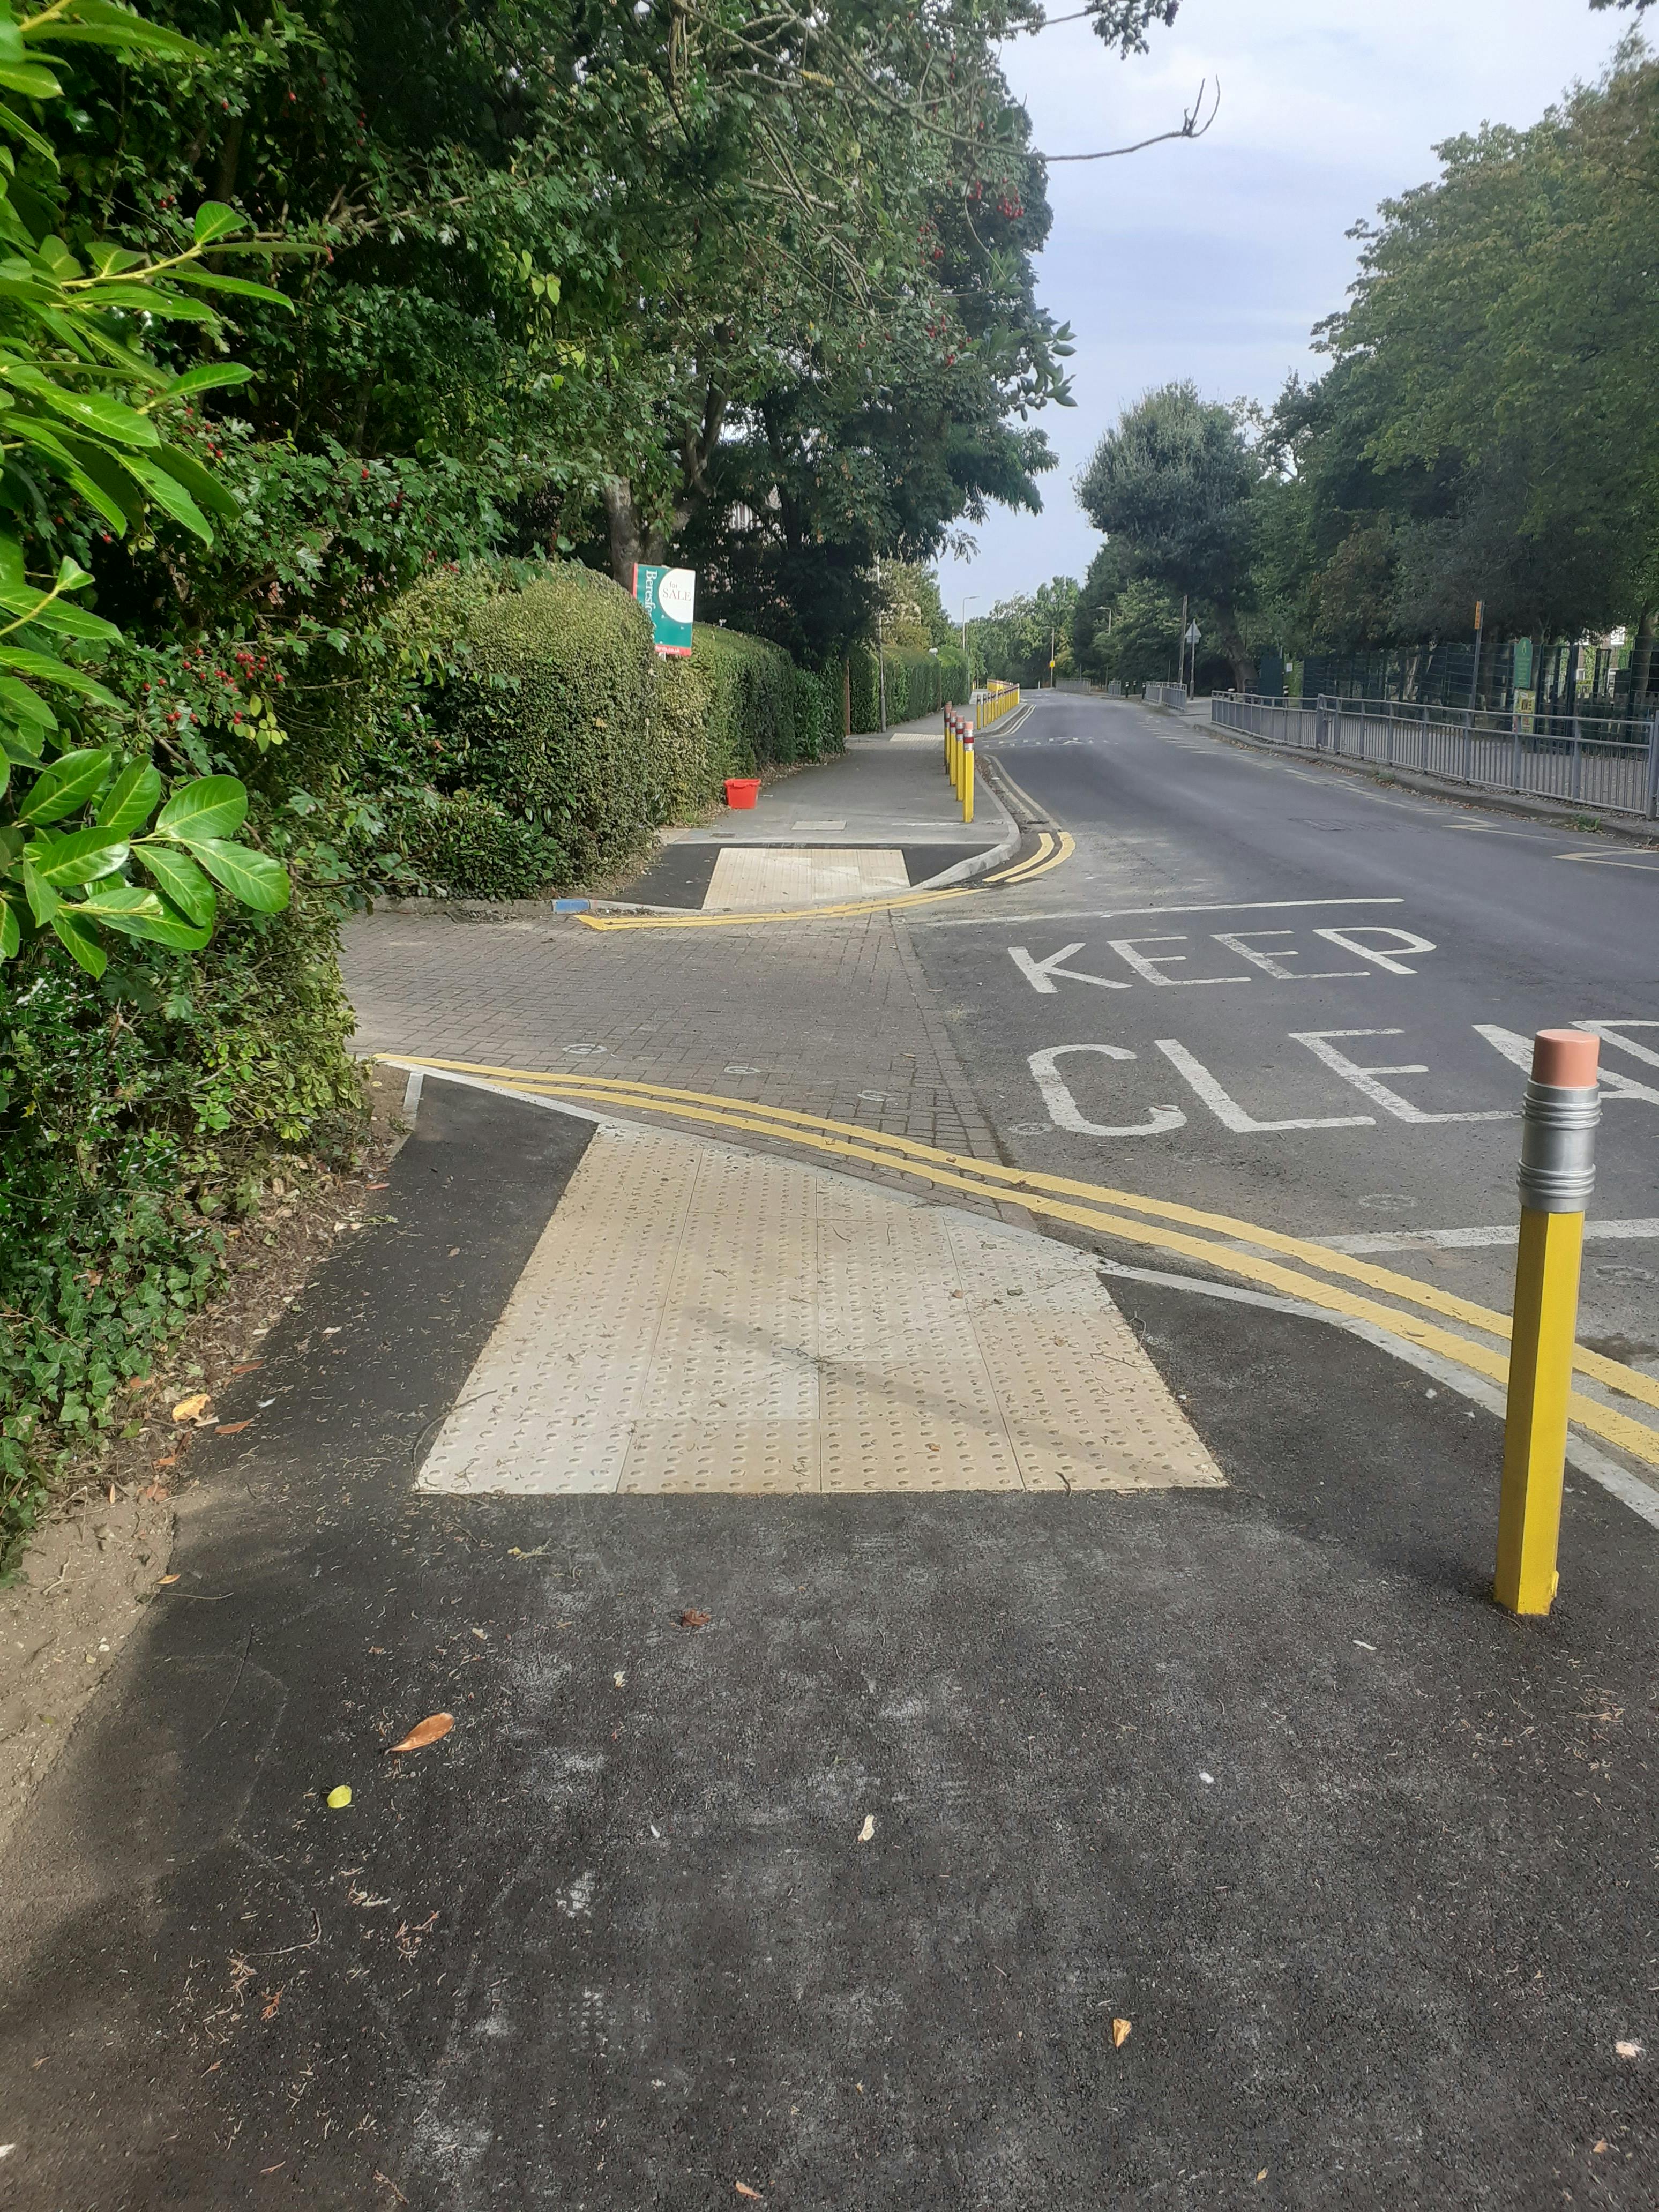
top-left (368, 1182), bottom-right (389, 1191)
top-left (157, 1573), bottom-right (180, 1587)
top-left (1617, 2038), bottom-right (1642, 2059)
top-left (140, 1482), bottom-right (170, 1502)
top-left (735, 2187), bottom-right (763, 2201)
top-left (386, 1712), bottom-right (454, 1754)
top-left (1257, 2172), bottom-right (1268, 2185)
top-left (1111, 2018), bottom-right (1132, 2049)
top-left (678, 1609), bottom-right (712, 1630)
top-left (171, 1392), bottom-right (210, 1424)
top-left (230, 1361), bottom-right (264, 1375)
top-left (858, 1814), bottom-right (876, 1843)
top-left (327, 1784), bottom-right (353, 1809)
top-left (216, 1421), bottom-right (253, 1436)
top-left (1593, 2141), bottom-right (1608, 2155)
top-left (126, 1374), bottom-right (154, 1394)
top-left (261, 1989), bottom-right (282, 2021)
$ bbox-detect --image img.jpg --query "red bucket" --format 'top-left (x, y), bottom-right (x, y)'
top-left (724, 777), bottom-right (760, 809)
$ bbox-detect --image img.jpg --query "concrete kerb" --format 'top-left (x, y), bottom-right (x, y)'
top-left (1190, 707), bottom-right (1659, 851)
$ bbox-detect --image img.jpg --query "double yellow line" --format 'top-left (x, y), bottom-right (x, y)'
top-left (389, 1056), bottom-right (1659, 1474)
top-left (576, 824), bottom-right (1073, 932)
top-left (983, 829), bottom-right (1077, 886)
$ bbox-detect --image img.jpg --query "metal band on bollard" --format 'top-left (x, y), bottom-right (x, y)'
top-left (1516, 1079), bottom-right (1600, 1212)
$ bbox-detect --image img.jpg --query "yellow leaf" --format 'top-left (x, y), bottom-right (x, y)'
top-left (327, 1785), bottom-right (352, 1809)
top-left (171, 1392), bottom-right (210, 1423)
top-left (386, 1711), bottom-right (454, 1754)
top-left (1111, 2018), bottom-right (1132, 2049)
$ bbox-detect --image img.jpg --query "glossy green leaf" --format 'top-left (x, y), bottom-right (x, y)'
top-left (0, 675), bottom-right (57, 730)
top-left (192, 200), bottom-right (246, 248)
top-left (134, 839), bottom-right (214, 923)
top-left (154, 775), bottom-right (247, 843)
top-left (0, 369), bottom-right (160, 447)
top-left (78, 882), bottom-right (212, 948)
top-left (15, 594), bottom-right (121, 645)
top-left (152, 443), bottom-right (240, 521)
top-left (164, 362), bottom-right (253, 399)
top-left (23, 823), bottom-right (128, 885)
top-left (189, 835), bottom-right (290, 913)
top-left (16, 745), bottom-right (113, 824)
top-left (2, 728), bottom-right (44, 765)
top-left (49, 903), bottom-right (105, 974)
top-left (167, 266), bottom-right (293, 310)
top-left (95, 758), bottom-right (161, 834)
top-left (0, 62), bottom-right (63, 97)
top-left (0, 649), bottom-right (121, 707)
top-left (0, 894), bottom-right (18, 959)
top-left (21, 857), bottom-right (58, 923)
top-left (33, 6), bottom-right (206, 58)
top-left (117, 452), bottom-right (212, 542)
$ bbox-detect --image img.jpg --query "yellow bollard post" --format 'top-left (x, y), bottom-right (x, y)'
top-left (962, 731), bottom-right (974, 824)
top-left (1493, 1029), bottom-right (1600, 1617)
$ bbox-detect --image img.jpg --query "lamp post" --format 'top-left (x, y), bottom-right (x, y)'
top-left (961, 594), bottom-right (978, 681)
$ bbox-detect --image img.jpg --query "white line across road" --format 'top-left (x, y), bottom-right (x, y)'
top-left (1318, 1217), bottom-right (1659, 1257)
top-left (914, 895), bottom-right (1407, 932)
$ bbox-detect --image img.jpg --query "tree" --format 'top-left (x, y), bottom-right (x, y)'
top-left (1076, 382), bottom-right (1264, 690)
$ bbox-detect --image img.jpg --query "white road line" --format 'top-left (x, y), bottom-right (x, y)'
top-left (1317, 1219), bottom-right (1659, 1256)
top-left (1555, 853), bottom-right (1659, 871)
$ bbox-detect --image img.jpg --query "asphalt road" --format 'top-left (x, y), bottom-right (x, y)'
top-left (912, 691), bottom-right (1659, 1371)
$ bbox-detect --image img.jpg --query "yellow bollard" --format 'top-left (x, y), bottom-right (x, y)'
top-left (962, 733), bottom-right (974, 824)
top-left (1493, 1029), bottom-right (1601, 1617)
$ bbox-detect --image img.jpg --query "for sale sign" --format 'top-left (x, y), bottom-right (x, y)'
top-left (633, 564), bottom-right (696, 656)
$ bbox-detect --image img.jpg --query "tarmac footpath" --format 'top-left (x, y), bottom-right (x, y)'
top-left (3, 1071), bottom-right (1659, 2209)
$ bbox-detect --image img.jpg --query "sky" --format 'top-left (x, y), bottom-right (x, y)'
top-left (936, 0), bottom-right (1631, 623)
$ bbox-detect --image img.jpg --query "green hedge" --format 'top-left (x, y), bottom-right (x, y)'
top-left (848, 644), bottom-right (968, 732)
top-left (1, 901), bottom-right (361, 1566)
top-left (373, 789), bottom-right (567, 899)
top-left (390, 565), bottom-right (846, 893)
top-left (419, 562), bottom-right (665, 885)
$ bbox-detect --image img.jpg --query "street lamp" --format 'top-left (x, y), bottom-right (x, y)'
top-left (961, 594), bottom-right (978, 685)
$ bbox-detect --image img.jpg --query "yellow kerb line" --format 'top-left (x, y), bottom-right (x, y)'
top-left (387, 1057), bottom-right (1659, 1455)
top-left (576, 825), bottom-right (1072, 930)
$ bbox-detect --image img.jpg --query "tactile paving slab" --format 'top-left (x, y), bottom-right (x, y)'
top-left (416, 1120), bottom-right (1226, 1496)
top-left (702, 846), bottom-right (909, 910)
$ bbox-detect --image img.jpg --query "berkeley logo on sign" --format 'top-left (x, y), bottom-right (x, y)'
top-left (633, 563), bottom-right (696, 657)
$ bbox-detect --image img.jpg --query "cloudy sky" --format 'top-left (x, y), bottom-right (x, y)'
top-left (936, 0), bottom-right (1630, 622)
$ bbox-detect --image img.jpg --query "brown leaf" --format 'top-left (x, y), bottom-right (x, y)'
top-left (171, 1393), bottom-right (211, 1424)
top-left (1111, 2018), bottom-right (1132, 2049)
top-left (735, 2188), bottom-right (763, 2202)
top-left (261, 1989), bottom-right (282, 2021)
top-left (678, 1609), bottom-right (712, 1630)
top-left (230, 1361), bottom-right (264, 1375)
top-left (215, 1421), bottom-right (253, 1436)
top-left (150, 1456), bottom-right (178, 1471)
top-left (156, 1573), bottom-right (180, 1586)
top-left (386, 1712), bottom-right (454, 1754)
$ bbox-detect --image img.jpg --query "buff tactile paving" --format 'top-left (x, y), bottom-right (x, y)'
top-left (415, 1120), bottom-right (1226, 1495)
top-left (701, 847), bottom-right (909, 910)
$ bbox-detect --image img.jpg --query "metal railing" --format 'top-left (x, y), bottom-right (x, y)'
top-left (1142, 682), bottom-right (1187, 709)
top-left (1211, 693), bottom-right (1659, 821)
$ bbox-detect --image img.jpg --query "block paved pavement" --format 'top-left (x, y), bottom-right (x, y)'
top-left (342, 901), bottom-right (1004, 1169)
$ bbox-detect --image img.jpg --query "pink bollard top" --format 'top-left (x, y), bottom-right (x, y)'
top-left (1530, 1029), bottom-right (1600, 1088)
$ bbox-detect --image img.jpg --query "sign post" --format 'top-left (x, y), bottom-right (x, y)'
top-left (632, 564), bottom-right (696, 657)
